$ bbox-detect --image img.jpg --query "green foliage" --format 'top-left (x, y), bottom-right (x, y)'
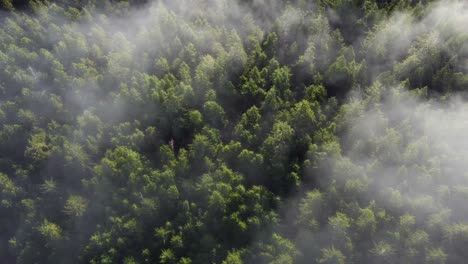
top-left (38, 219), bottom-right (62, 241)
top-left (319, 247), bottom-right (346, 264)
top-left (297, 190), bottom-right (323, 231)
top-left (63, 195), bottom-right (88, 217)
top-left (223, 250), bottom-right (244, 264)
top-left (24, 130), bottom-right (51, 163)
top-left (426, 248), bottom-right (447, 264)
top-left (0, 0), bottom-right (466, 263)
top-left (370, 241), bottom-right (395, 261)
top-left (0, 173), bottom-right (19, 208)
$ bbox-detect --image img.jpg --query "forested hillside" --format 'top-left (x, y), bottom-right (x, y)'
top-left (1, 0), bottom-right (468, 263)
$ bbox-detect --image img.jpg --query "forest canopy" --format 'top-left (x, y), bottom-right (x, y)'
top-left (1, 0), bottom-right (468, 263)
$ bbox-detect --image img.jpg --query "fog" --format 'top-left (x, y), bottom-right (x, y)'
top-left (2, 0), bottom-right (468, 263)
top-left (290, 1), bottom-right (468, 262)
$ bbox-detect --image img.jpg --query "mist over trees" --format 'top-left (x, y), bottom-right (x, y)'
top-left (1, 0), bottom-right (468, 263)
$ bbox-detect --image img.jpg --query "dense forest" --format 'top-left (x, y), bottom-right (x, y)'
top-left (1, 0), bottom-right (468, 263)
